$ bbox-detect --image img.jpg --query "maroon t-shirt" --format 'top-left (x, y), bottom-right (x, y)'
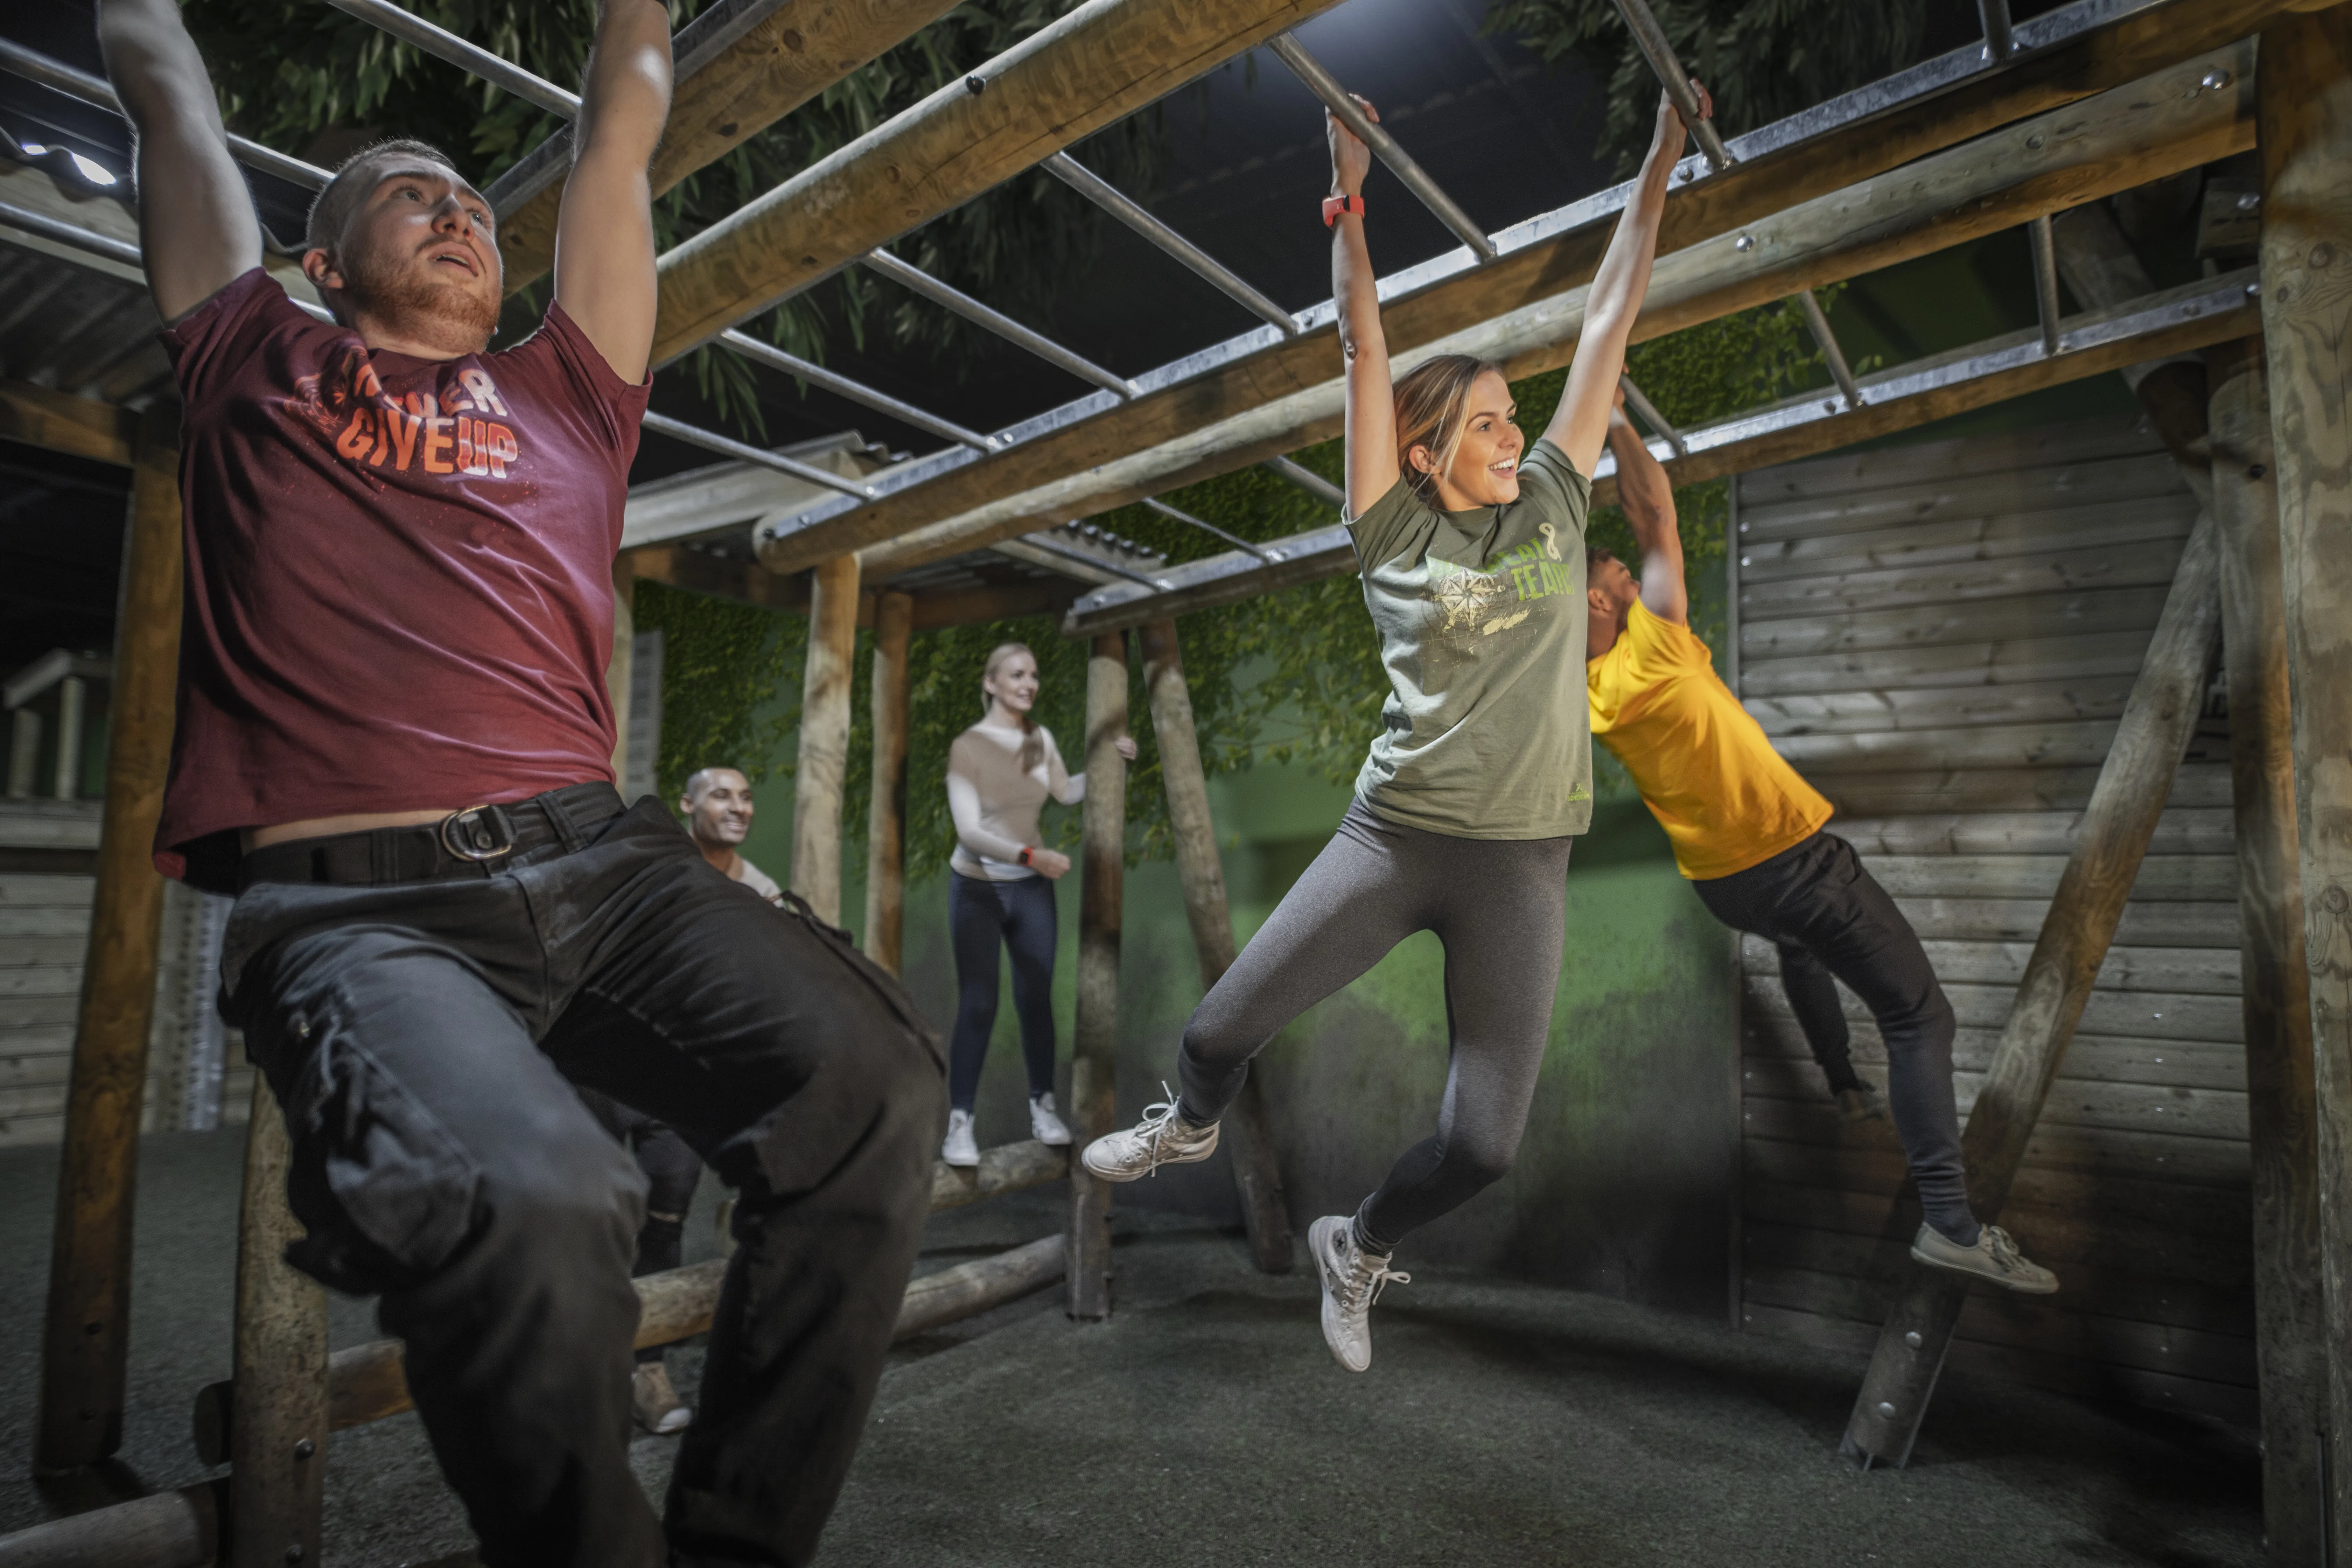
top-left (156, 268), bottom-right (649, 890)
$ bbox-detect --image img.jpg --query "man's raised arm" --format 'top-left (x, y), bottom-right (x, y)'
top-left (1606, 384), bottom-right (1687, 626)
top-left (554, 0), bottom-right (673, 385)
top-left (98, 0), bottom-right (261, 324)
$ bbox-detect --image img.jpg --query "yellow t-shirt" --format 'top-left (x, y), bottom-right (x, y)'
top-left (1586, 600), bottom-right (1832, 880)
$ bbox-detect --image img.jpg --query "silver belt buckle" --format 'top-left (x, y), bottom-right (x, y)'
top-left (438, 804), bottom-right (516, 863)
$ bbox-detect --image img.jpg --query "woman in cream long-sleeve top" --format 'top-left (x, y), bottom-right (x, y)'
top-left (940, 642), bottom-right (1135, 1167)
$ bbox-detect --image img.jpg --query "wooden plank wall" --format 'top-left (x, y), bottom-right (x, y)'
top-left (1730, 415), bottom-right (2255, 1426)
top-left (0, 870), bottom-right (249, 1146)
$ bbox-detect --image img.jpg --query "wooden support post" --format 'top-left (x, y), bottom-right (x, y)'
top-left (790, 554), bottom-right (859, 925)
top-left (864, 590), bottom-right (913, 972)
top-left (2208, 339), bottom-right (2328, 1565)
top-left (227, 1080), bottom-right (328, 1568)
top-left (1137, 618), bottom-right (1293, 1275)
top-left (35, 405), bottom-right (181, 1471)
top-left (1067, 632), bottom-right (1128, 1320)
top-left (1840, 513), bottom-right (2223, 1468)
top-left (2258, 12), bottom-right (2352, 1553)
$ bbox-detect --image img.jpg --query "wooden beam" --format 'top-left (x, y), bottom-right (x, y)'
top-left (1061, 271), bottom-right (2258, 637)
top-left (0, 378), bottom-right (134, 465)
top-left (790, 554), bottom-right (859, 923)
top-left (226, 1082), bottom-right (329, 1568)
top-left (1137, 618), bottom-right (1292, 1274)
top-left (623, 544), bottom-right (1078, 630)
top-left (2208, 338), bottom-right (2327, 1566)
top-left (864, 590), bottom-right (912, 973)
top-left (896, 1234), bottom-right (1065, 1338)
top-left (765, 24), bottom-right (2269, 577)
top-left (1067, 631), bottom-right (1127, 1320)
top-left (1839, 512), bottom-right (2222, 1467)
top-left (492, 0), bottom-right (967, 293)
top-left (2256, 11), bottom-right (2352, 1556)
top-left (34, 405), bottom-right (180, 1471)
top-left (649, 0), bottom-right (1344, 368)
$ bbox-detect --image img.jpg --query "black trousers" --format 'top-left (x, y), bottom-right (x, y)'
top-left (1691, 830), bottom-right (1978, 1242)
top-left (946, 870), bottom-right (1059, 1112)
top-left (578, 1091), bottom-right (706, 1364)
top-left (220, 786), bottom-right (945, 1568)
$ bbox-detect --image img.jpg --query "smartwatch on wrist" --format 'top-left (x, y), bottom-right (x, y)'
top-left (1322, 193), bottom-right (1366, 227)
top-left (1017, 846), bottom-right (1034, 866)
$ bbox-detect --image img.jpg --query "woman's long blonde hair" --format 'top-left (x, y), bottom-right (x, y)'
top-left (1393, 353), bottom-right (1507, 508)
top-left (981, 642), bottom-right (1045, 772)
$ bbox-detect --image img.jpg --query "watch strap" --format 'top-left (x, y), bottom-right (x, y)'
top-left (1322, 193), bottom-right (1365, 227)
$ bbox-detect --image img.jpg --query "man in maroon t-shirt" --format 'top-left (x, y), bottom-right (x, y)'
top-left (99, 2), bottom-right (943, 1563)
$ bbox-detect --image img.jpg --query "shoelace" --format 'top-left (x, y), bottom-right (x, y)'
top-left (1982, 1225), bottom-right (2025, 1272)
top-left (1339, 1246), bottom-right (1411, 1313)
top-left (1132, 1082), bottom-right (1189, 1177)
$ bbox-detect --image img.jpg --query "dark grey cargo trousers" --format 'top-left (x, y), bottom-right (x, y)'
top-left (220, 785), bottom-right (945, 1568)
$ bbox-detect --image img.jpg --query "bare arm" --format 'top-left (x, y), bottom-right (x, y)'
top-left (98, 0), bottom-right (261, 324)
top-left (1545, 84), bottom-right (1710, 477)
top-left (1605, 387), bottom-right (1686, 625)
top-left (1329, 99), bottom-right (1393, 517)
top-left (553, 0), bottom-right (672, 383)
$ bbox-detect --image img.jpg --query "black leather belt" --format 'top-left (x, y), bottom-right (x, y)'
top-left (237, 782), bottom-right (626, 891)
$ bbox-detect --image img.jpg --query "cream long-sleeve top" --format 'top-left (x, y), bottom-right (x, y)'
top-left (947, 722), bottom-right (1085, 881)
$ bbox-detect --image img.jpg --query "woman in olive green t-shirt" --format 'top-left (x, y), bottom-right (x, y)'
top-left (1083, 80), bottom-right (1715, 1374)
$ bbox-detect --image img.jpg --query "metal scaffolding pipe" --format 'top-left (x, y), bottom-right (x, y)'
top-left (0, 38), bottom-right (330, 190)
top-left (640, 411), bottom-right (876, 499)
top-left (1043, 152), bottom-right (1298, 335)
top-left (719, 330), bottom-right (996, 452)
top-left (2028, 213), bottom-right (2063, 355)
top-left (861, 247), bottom-right (1136, 398)
top-left (1013, 530), bottom-right (1171, 589)
top-left (1618, 373), bottom-right (1688, 457)
top-left (1261, 454), bottom-right (1344, 507)
top-left (1978, 0), bottom-right (2016, 62)
top-left (1141, 497), bottom-right (1272, 560)
top-left (1794, 289), bottom-right (1864, 409)
top-left (1265, 34), bottom-right (1497, 262)
top-left (325, 0), bottom-right (582, 119)
top-left (1609, 0), bottom-right (1736, 171)
top-left (0, 198), bottom-right (143, 268)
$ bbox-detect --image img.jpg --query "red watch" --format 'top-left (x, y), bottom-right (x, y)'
top-left (1017, 846), bottom-right (1034, 866)
top-left (1322, 193), bottom-right (1365, 227)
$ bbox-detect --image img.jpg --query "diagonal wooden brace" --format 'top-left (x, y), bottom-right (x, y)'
top-left (1839, 510), bottom-right (2223, 1468)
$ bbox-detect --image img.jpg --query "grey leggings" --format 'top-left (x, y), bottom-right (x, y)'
top-left (1177, 801), bottom-right (1572, 1253)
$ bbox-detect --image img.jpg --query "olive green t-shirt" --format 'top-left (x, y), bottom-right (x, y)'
top-left (1349, 438), bottom-right (1595, 840)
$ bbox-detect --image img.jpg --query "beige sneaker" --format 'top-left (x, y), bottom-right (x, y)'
top-left (1309, 1215), bottom-right (1410, 1373)
top-left (1835, 1083), bottom-right (1887, 1122)
top-left (632, 1362), bottom-right (692, 1436)
top-left (1079, 1085), bottom-right (1219, 1181)
top-left (1911, 1222), bottom-right (2058, 1294)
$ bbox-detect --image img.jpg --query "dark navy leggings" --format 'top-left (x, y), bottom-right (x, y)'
top-left (947, 871), bottom-right (1059, 1112)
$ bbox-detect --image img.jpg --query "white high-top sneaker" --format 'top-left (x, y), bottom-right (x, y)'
top-left (1309, 1215), bottom-right (1409, 1373)
top-left (1029, 1092), bottom-right (1072, 1146)
top-left (940, 1108), bottom-right (980, 1168)
top-left (1079, 1085), bottom-right (1219, 1181)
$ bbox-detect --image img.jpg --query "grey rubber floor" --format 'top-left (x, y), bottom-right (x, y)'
top-left (1, 1129), bottom-right (2263, 1566)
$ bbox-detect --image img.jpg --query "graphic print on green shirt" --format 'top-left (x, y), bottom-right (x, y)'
top-left (1348, 438), bottom-right (1595, 841)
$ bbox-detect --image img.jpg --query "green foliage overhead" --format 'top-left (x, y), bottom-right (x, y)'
top-left (1486, 0), bottom-right (1927, 176)
top-left (632, 580), bottom-right (803, 798)
top-left (183, 0), bottom-right (1158, 434)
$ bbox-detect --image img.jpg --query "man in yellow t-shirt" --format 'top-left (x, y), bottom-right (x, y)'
top-left (1583, 385), bottom-right (2053, 1295)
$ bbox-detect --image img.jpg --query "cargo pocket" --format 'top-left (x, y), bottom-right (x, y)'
top-left (777, 890), bottom-right (947, 1075)
top-left (278, 1013), bottom-right (484, 1296)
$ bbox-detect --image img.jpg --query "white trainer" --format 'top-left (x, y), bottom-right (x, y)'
top-left (1309, 1214), bottom-right (1410, 1373)
top-left (1079, 1085), bottom-right (1219, 1181)
top-left (940, 1108), bottom-right (980, 1168)
top-left (1910, 1222), bottom-right (2059, 1294)
top-left (631, 1362), bottom-right (692, 1436)
top-left (1029, 1092), bottom-right (1073, 1146)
